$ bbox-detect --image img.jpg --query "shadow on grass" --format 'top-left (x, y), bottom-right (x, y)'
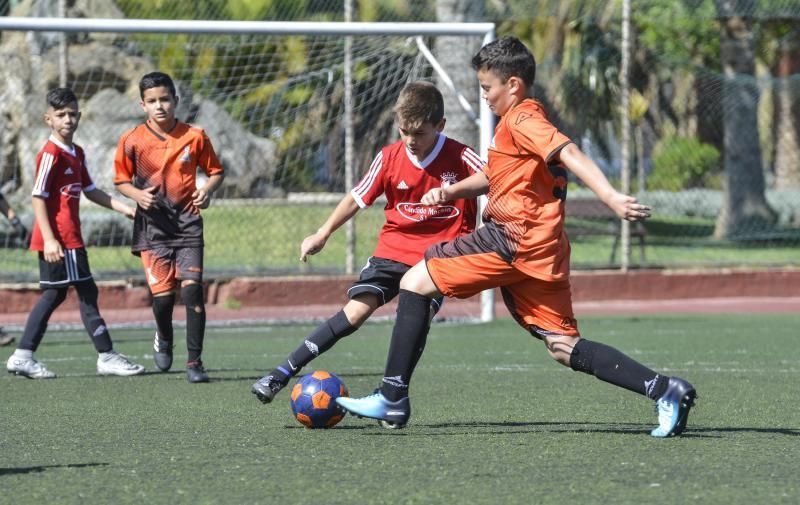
top-left (357, 421), bottom-right (800, 438)
top-left (0, 462), bottom-right (109, 476)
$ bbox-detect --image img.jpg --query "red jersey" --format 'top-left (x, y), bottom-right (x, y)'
top-left (30, 136), bottom-right (96, 251)
top-left (113, 120), bottom-right (224, 253)
top-left (352, 135), bottom-right (483, 266)
top-left (483, 99), bottom-right (572, 280)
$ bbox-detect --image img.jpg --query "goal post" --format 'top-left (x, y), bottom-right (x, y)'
top-left (0, 16), bottom-right (496, 321)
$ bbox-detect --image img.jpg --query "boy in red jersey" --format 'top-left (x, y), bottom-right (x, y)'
top-left (338, 37), bottom-right (697, 438)
top-left (114, 72), bottom-right (224, 383)
top-left (251, 81), bottom-right (483, 403)
top-left (5, 88), bottom-right (144, 378)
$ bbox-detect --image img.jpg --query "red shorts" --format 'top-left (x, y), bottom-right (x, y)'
top-left (140, 246), bottom-right (203, 295)
top-left (425, 229), bottom-right (579, 337)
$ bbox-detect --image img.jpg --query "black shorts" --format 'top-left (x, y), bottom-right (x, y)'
top-left (38, 247), bottom-right (93, 288)
top-left (347, 256), bottom-right (444, 312)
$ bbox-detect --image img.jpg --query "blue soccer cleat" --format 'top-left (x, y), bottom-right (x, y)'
top-left (651, 377), bottom-right (697, 438)
top-left (336, 390), bottom-right (411, 429)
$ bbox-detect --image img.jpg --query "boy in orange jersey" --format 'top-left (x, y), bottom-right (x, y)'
top-left (337, 37), bottom-right (697, 437)
top-left (114, 72), bottom-right (225, 383)
top-left (251, 81), bottom-right (483, 404)
top-left (6, 87), bottom-right (144, 378)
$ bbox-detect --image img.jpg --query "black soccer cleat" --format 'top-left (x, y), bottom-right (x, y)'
top-left (251, 374), bottom-right (288, 404)
top-left (651, 376), bottom-right (696, 437)
top-left (153, 332), bottom-right (174, 372)
top-left (186, 360), bottom-right (210, 383)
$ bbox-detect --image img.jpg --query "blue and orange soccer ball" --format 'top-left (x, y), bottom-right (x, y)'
top-left (290, 370), bottom-right (348, 428)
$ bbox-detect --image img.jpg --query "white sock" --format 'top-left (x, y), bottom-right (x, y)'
top-left (98, 350), bottom-right (118, 360)
top-left (13, 349), bottom-right (33, 359)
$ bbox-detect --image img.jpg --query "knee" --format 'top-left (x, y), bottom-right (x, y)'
top-left (42, 287), bottom-right (69, 305)
top-left (180, 283), bottom-right (205, 312)
top-left (541, 333), bottom-right (580, 367)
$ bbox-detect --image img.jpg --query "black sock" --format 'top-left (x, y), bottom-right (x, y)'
top-left (182, 284), bottom-right (205, 363)
top-left (274, 310), bottom-right (357, 382)
top-left (75, 280), bottom-right (112, 353)
top-left (18, 288), bottom-right (68, 351)
top-left (152, 293), bottom-right (175, 343)
top-left (381, 290), bottom-right (431, 401)
top-left (569, 339), bottom-right (669, 399)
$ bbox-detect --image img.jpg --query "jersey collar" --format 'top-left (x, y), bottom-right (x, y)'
top-left (405, 133), bottom-right (446, 170)
top-left (48, 135), bottom-right (76, 157)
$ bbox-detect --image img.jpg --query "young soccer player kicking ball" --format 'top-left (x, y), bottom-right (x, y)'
top-left (337, 37), bottom-right (697, 438)
top-left (114, 72), bottom-right (225, 383)
top-left (6, 88), bottom-right (145, 378)
top-left (251, 81), bottom-right (483, 403)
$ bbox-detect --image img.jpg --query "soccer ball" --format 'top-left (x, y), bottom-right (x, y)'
top-left (289, 370), bottom-right (348, 428)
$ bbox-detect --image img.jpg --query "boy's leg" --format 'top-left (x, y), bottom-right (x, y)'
top-left (7, 287), bottom-right (67, 379)
top-left (176, 247), bottom-right (208, 383)
top-left (141, 248), bottom-right (178, 372)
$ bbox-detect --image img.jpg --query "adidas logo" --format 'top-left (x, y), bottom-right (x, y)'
top-left (396, 180), bottom-right (409, 190)
top-left (64, 167), bottom-right (74, 175)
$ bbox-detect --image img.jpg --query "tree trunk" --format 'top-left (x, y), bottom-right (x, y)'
top-left (714, 1), bottom-right (777, 239)
top-left (773, 29), bottom-right (800, 189)
top-left (434, 0), bottom-right (484, 148)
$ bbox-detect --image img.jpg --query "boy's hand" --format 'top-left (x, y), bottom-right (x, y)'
top-left (421, 187), bottom-right (448, 206)
top-left (43, 238), bottom-right (64, 263)
top-left (136, 185), bottom-right (159, 210)
top-left (607, 192), bottom-right (652, 222)
top-left (300, 232), bottom-right (328, 262)
top-left (191, 188), bottom-right (211, 212)
top-left (120, 204), bottom-right (136, 220)
top-left (9, 217), bottom-right (27, 238)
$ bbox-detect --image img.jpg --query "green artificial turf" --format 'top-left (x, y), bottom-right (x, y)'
top-left (1, 314), bottom-right (799, 504)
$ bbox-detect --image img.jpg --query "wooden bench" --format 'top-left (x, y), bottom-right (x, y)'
top-left (565, 197), bottom-right (646, 264)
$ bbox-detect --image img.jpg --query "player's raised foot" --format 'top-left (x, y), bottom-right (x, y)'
top-left (186, 360), bottom-right (210, 383)
top-left (6, 355), bottom-right (56, 379)
top-left (0, 327), bottom-right (15, 347)
top-left (97, 350), bottom-right (145, 376)
top-left (336, 390), bottom-right (410, 429)
top-left (152, 332), bottom-right (173, 372)
top-left (651, 377), bottom-right (697, 438)
top-left (251, 373), bottom-right (288, 404)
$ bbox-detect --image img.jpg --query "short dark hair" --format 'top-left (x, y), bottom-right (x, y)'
top-left (46, 87), bottom-right (78, 109)
top-left (471, 36), bottom-right (536, 87)
top-left (139, 71), bottom-right (177, 98)
top-left (393, 81), bottom-right (444, 128)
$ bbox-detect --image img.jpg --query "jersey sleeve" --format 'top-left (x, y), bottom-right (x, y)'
top-left (32, 150), bottom-right (57, 198)
top-left (197, 131), bottom-right (224, 177)
top-left (508, 105), bottom-right (571, 162)
top-left (113, 130), bottom-right (136, 186)
top-left (461, 145), bottom-right (485, 174)
top-left (350, 151), bottom-right (385, 209)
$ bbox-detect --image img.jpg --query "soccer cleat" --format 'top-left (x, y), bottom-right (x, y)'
top-left (651, 376), bottom-right (697, 438)
top-left (251, 373), bottom-right (288, 404)
top-left (336, 390), bottom-right (410, 429)
top-left (97, 351), bottom-right (145, 376)
top-left (186, 360), bottom-right (210, 383)
top-left (152, 332), bottom-right (174, 372)
top-left (6, 355), bottom-right (56, 379)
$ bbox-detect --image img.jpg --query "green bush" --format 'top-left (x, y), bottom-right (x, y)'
top-left (648, 136), bottom-right (721, 191)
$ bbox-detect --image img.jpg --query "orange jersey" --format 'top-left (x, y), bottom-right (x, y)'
top-left (113, 120), bottom-right (223, 252)
top-left (483, 99), bottom-right (572, 281)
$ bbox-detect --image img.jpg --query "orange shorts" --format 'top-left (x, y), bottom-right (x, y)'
top-left (425, 232), bottom-right (579, 337)
top-left (140, 246), bottom-right (203, 295)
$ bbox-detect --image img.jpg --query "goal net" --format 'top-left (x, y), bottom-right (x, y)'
top-left (0, 15), bottom-right (495, 322)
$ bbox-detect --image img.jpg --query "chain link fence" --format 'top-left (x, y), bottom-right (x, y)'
top-left (1, 0), bottom-right (799, 284)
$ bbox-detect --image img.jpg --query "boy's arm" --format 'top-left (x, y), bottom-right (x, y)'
top-left (31, 197), bottom-right (64, 262)
top-left (557, 143), bottom-right (651, 221)
top-left (420, 171), bottom-right (489, 206)
top-left (83, 188), bottom-right (136, 219)
top-left (1, 193), bottom-right (26, 238)
top-left (115, 182), bottom-right (158, 211)
top-left (300, 193), bottom-right (360, 262)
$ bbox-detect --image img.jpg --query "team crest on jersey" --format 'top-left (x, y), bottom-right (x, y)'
top-left (180, 146), bottom-right (191, 163)
top-left (59, 183), bottom-right (82, 199)
top-left (397, 202), bottom-right (460, 222)
top-left (440, 172), bottom-right (458, 188)
top-left (515, 112), bottom-right (532, 125)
